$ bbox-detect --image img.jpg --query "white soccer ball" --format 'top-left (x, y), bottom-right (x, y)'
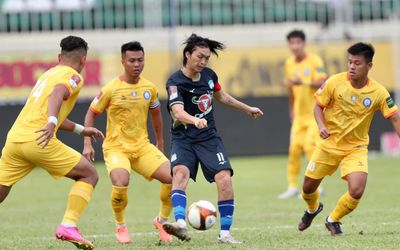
top-left (187, 200), bottom-right (217, 230)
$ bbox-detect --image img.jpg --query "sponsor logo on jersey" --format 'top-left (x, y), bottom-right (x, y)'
top-left (363, 97), bottom-right (372, 107)
top-left (168, 86), bottom-right (178, 100)
top-left (68, 74), bottom-right (81, 89)
top-left (143, 90), bottom-right (151, 100)
top-left (208, 80), bottom-right (214, 90)
top-left (192, 94), bottom-right (212, 112)
top-left (92, 91), bottom-right (103, 105)
top-left (386, 96), bottom-right (395, 108)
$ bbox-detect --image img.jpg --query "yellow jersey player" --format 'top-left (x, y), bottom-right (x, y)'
top-left (0, 36), bottom-right (104, 249)
top-left (83, 41), bottom-right (173, 245)
top-left (279, 30), bottom-right (327, 199)
top-left (297, 42), bottom-right (400, 235)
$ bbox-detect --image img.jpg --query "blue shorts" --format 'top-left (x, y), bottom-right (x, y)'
top-left (170, 136), bottom-right (233, 183)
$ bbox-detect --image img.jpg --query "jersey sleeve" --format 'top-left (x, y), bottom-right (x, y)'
top-left (379, 88), bottom-right (398, 119)
top-left (90, 84), bottom-right (113, 115)
top-left (313, 78), bottom-right (333, 108)
top-left (312, 56), bottom-right (327, 82)
top-left (149, 85), bottom-right (161, 109)
top-left (167, 79), bottom-right (184, 108)
top-left (61, 72), bottom-right (83, 97)
top-left (211, 70), bottom-right (222, 92)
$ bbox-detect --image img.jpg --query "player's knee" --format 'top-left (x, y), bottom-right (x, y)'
top-left (302, 178), bottom-right (319, 194)
top-left (349, 187), bottom-right (364, 199)
top-left (112, 178), bottom-right (129, 187)
top-left (172, 166), bottom-right (190, 180)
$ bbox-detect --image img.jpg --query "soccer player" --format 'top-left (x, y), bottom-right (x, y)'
top-left (278, 30), bottom-right (327, 199)
top-left (83, 41), bottom-right (173, 244)
top-left (162, 34), bottom-right (263, 244)
top-left (297, 42), bottom-right (400, 235)
top-left (0, 36), bottom-right (104, 250)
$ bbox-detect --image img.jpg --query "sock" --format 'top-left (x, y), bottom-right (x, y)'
top-left (218, 199), bottom-right (234, 232)
top-left (111, 185), bottom-right (128, 225)
top-left (62, 181), bottom-right (94, 226)
top-left (159, 184), bottom-right (172, 221)
top-left (330, 191), bottom-right (360, 221)
top-left (287, 145), bottom-right (302, 188)
top-left (171, 189), bottom-right (186, 222)
top-left (301, 189), bottom-right (319, 213)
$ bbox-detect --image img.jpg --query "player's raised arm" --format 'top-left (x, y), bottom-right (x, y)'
top-left (214, 89), bottom-right (263, 119)
top-left (35, 84), bottom-right (70, 148)
top-left (170, 103), bottom-right (207, 129)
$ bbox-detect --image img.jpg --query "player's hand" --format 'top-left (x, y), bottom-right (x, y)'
top-left (194, 118), bottom-right (208, 129)
top-left (83, 143), bottom-right (95, 162)
top-left (81, 127), bottom-right (104, 142)
top-left (156, 141), bottom-right (164, 153)
top-left (247, 107), bottom-right (263, 119)
top-left (35, 122), bottom-right (56, 149)
top-left (319, 126), bottom-right (331, 139)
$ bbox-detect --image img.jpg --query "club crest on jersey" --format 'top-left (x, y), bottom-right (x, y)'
top-left (143, 90), bottom-right (151, 100)
top-left (192, 94), bottom-right (212, 112)
top-left (208, 80), bottom-right (214, 90)
top-left (363, 97), bottom-right (372, 107)
top-left (68, 74), bottom-right (81, 89)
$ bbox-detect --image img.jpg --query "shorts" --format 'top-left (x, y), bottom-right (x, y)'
top-left (0, 139), bottom-right (81, 186)
top-left (170, 136), bottom-right (233, 183)
top-left (104, 143), bottom-right (169, 181)
top-left (305, 147), bottom-right (368, 180)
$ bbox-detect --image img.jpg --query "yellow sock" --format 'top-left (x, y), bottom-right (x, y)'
top-left (111, 186), bottom-right (128, 225)
top-left (287, 145), bottom-right (302, 188)
top-left (159, 184), bottom-right (172, 220)
top-left (330, 191), bottom-right (360, 221)
top-left (301, 189), bottom-right (319, 212)
top-left (62, 181), bottom-right (94, 225)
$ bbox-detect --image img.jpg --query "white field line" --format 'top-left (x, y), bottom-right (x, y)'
top-left (8, 221), bottom-right (400, 242)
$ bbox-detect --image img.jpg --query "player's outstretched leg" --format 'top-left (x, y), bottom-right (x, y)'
top-left (298, 202), bottom-right (323, 231)
top-left (162, 189), bottom-right (191, 241)
top-left (153, 184), bottom-right (173, 244)
top-left (215, 170), bottom-right (241, 244)
top-left (55, 157), bottom-right (98, 249)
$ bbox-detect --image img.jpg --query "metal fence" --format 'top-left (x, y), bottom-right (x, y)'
top-left (0, 0), bottom-right (399, 32)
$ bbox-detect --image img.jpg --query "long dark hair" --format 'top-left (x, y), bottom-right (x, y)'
top-left (182, 33), bottom-right (225, 66)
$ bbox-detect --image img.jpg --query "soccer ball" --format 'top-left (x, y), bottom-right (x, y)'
top-left (187, 200), bottom-right (217, 230)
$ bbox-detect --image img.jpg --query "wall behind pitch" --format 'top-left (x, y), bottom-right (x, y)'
top-left (0, 96), bottom-right (394, 159)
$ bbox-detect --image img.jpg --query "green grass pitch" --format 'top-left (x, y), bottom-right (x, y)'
top-left (1, 155), bottom-right (399, 249)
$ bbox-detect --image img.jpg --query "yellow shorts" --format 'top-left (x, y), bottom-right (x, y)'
top-left (0, 139), bottom-right (81, 186)
top-left (104, 143), bottom-right (169, 181)
top-left (305, 147), bottom-right (368, 179)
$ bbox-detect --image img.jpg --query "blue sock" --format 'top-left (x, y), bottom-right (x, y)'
top-left (218, 199), bottom-right (234, 231)
top-left (171, 189), bottom-right (187, 221)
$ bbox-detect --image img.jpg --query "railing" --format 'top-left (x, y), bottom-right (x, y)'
top-left (0, 0), bottom-right (398, 33)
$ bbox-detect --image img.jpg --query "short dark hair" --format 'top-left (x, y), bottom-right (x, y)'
top-left (60, 35), bottom-right (88, 52)
top-left (347, 42), bottom-right (375, 63)
top-left (182, 33), bottom-right (225, 66)
top-left (286, 30), bottom-right (306, 41)
top-left (121, 41), bottom-right (144, 54)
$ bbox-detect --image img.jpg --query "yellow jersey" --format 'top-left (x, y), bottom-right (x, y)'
top-left (90, 77), bottom-right (160, 154)
top-left (285, 53), bottom-right (327, 124)
top-left (314, 72), bottom-right (398, 153)
top-left (7, 65), bottom-right (83, 142)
